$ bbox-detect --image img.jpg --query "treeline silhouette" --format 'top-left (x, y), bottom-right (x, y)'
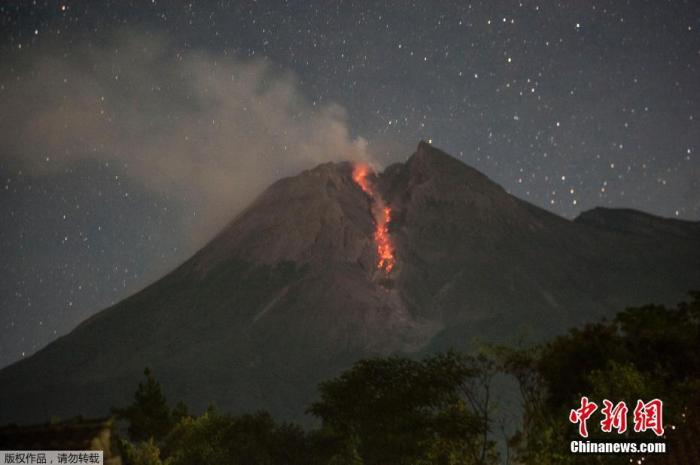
top-left (113, 293), bottom-right (700, 465)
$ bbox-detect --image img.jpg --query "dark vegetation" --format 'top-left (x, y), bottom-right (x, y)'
top-left (113, 294), bottom-right (700, 465)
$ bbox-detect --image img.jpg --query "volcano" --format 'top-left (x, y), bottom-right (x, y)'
top-left (1, 141), bottom-right (699, 424)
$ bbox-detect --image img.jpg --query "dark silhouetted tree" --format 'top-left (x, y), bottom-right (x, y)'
top-left (163, 407), bottom-right (309, 465)
top-left (502, 293), bottom-right (700, 464)
top-left (308, 352), bottom-right (497, 465)
top-left (113, 368), bottom-right (174, 443)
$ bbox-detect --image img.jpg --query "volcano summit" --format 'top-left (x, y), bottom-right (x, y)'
top-left (1, 141), bottom-right (698, 424)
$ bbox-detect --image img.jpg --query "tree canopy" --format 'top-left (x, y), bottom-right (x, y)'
top-left (112, 293), bottom-right (700, 465)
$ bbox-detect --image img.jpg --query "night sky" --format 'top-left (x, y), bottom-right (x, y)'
top-left (1, 1), bottom-right (698, 368)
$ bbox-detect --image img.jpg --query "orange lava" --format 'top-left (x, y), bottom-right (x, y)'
top-left (352, 164), bottom-right (395, 273)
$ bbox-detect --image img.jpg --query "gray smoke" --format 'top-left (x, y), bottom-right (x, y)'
top-left (0, 32), bottom-right (374, 245)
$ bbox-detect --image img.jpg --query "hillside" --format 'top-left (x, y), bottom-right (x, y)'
top-left (1, 141), bottom-right (698, 425)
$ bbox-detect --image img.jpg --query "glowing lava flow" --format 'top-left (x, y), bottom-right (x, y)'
top-left (352, 164), bottom-right (396, 273)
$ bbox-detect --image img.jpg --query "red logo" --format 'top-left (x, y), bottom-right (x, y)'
top-left (569, 397), bottom-right (665, 437)
top-left (600, 399), bottom-right (628, 434)
top-left (633, 399), bottom-right (664, 436)
top-left (569, 396), bottom-right (598, 437)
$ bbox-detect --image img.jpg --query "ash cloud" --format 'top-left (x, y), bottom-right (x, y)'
top-left (0, 33), bottom-right (374, 246)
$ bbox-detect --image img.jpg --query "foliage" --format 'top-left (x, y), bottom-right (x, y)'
top-left (503, 293), bottom-right (700, 464)
top-left (162, 407), bottom-right (308, 465)
top-left (112, 294), bottom-right (700, 465)
top-left (308, 352), bottom-right (498, 465)
top-left (121, 438), bottom-right (169, 465)
top-left (112, 368), bottom-right (176, 443)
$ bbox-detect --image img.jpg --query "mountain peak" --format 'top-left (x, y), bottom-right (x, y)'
top-left (1, 142), bottom-right (698, 427)
top-left (410, 140), bottom-right (461, 168)
top-left (389, 141), bottom-right (511, 208)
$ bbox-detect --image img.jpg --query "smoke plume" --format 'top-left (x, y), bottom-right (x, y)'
top-left (0, 32), bottom-right (374, 245)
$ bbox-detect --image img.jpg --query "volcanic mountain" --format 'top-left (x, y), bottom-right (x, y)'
top-left (1, 141), bottom-right (699, 424)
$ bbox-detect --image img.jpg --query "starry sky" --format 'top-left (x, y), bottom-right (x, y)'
top-left (1, 0), bottom-right (698, 368)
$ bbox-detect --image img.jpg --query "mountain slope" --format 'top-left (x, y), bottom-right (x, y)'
top-left (1, 141), bottom-right (698, 424)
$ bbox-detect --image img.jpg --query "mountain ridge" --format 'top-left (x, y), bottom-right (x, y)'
top-left (1, 141), bottom-right (698, 425)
